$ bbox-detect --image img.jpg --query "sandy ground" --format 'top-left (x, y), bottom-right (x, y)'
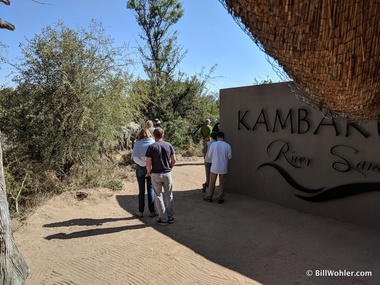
top-left (12, 156), bottom-right (380, 285)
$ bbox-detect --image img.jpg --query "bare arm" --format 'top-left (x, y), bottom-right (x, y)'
top-left (202, 142), bottom-right (207, 155)
top-left (170, 154), bottom-right (176, 169)
top-left (146, 157), bottom-right (152, 175)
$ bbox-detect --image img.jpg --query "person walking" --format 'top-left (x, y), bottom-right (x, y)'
top-left (131, 128), bottom-right (158, 218)
top-left (145, 128), bottom-right (176, 225)
top-left (203, 132), bottom-right (232, 204)
top-left (212, 120), bottom-right (220, 133)
top-left (154, 118), bottom-right (163, 129)
top-left (201, 132), bottom-right (218, 192)
top-left (146, 120), bottom-right (155, 135)
top-left (199, 119), bottom-right (212, 145)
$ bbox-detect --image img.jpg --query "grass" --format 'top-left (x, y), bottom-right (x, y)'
top-left (7, 150), bottom-right (135, 218)
top-left (8, 144), bottom-right (200, 218)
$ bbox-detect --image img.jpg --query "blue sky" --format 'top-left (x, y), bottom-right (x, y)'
top-left (1, 0), bottom-right (283, 92)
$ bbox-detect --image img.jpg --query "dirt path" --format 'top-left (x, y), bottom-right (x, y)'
top-left (13, 157), bottom-right (380, 285)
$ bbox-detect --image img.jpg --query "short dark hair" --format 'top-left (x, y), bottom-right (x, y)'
top-left (217, 131), bottom-right (225, 138)
top-left (210, 132), bottom-right (218, 140)
top-left (153, 127), bottom-right (164, 139)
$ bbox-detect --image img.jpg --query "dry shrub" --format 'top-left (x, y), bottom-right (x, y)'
top-left (8, 151), bottom-right (135, 217)
top-left (180, 140), bottom-right (203, 157)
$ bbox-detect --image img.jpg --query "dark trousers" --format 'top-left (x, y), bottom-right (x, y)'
top-left (135, 164), bottom-right (155, 213)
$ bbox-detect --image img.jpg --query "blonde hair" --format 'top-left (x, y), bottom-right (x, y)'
top-left (146, 120), bottom-right (153, 128)
top-left (137, 128), bottom-right (152, 140)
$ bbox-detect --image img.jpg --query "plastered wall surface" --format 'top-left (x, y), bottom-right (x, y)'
top-left (220, 82), bottom-right (380, 228)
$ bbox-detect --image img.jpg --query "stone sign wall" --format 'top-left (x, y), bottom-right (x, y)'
top-left (220, 82), bottom-right (380, 228)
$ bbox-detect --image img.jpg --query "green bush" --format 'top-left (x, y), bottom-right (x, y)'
top-left (108, 180), bottom-right (124, 190)
top-left (4, 148), bottom-right (134, 216)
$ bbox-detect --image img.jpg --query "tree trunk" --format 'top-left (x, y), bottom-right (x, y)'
top-left (0, 19), bottom-right (15, 31)
top-left (0, 0), bottom-right (15, 31)
top-left (0, 143), bottom-right (29, 284)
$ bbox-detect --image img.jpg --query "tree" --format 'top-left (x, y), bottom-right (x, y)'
top-left (253, 76), bottom-right (273, 85)
top-left (0, 1), bottom-right (29, 284)
top-left (126, 0), bottom-right (219, 149)
top-left (127, 0), bottom-right (186, 87)
top-left (126, 67), bottom-right (219, 149)
top-left (126, 0), bottom-right (186, 118)
top-left (0, 143), bottom-right (29, 284)
top-left (0, 0), bottom-right (15, 31)
top-left (0, 20), bottom-right (133, 179)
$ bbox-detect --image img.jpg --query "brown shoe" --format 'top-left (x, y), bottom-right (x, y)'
top-left (203, 197), bottom-right (212, 202)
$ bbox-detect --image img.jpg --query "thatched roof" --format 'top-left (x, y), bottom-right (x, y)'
top-left (219, 0), bottom-right (380, 121)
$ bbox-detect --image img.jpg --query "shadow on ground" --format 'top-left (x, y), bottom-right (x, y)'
top-left (43, 217), bottom-right (135, 228)
top-left (40, 176), bottom-right (380, 284)
top-left (114, 189), bottom-right (380, 285)
top-left (43, 216), bottom-right (145, 240)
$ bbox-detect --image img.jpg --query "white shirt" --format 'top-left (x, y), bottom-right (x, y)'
top-left (202, 139), bottom-right (216, 163)
top-left (207, 140), bottom-right (232, 174)
top-left (131, 137), bottom-right (155, 167)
